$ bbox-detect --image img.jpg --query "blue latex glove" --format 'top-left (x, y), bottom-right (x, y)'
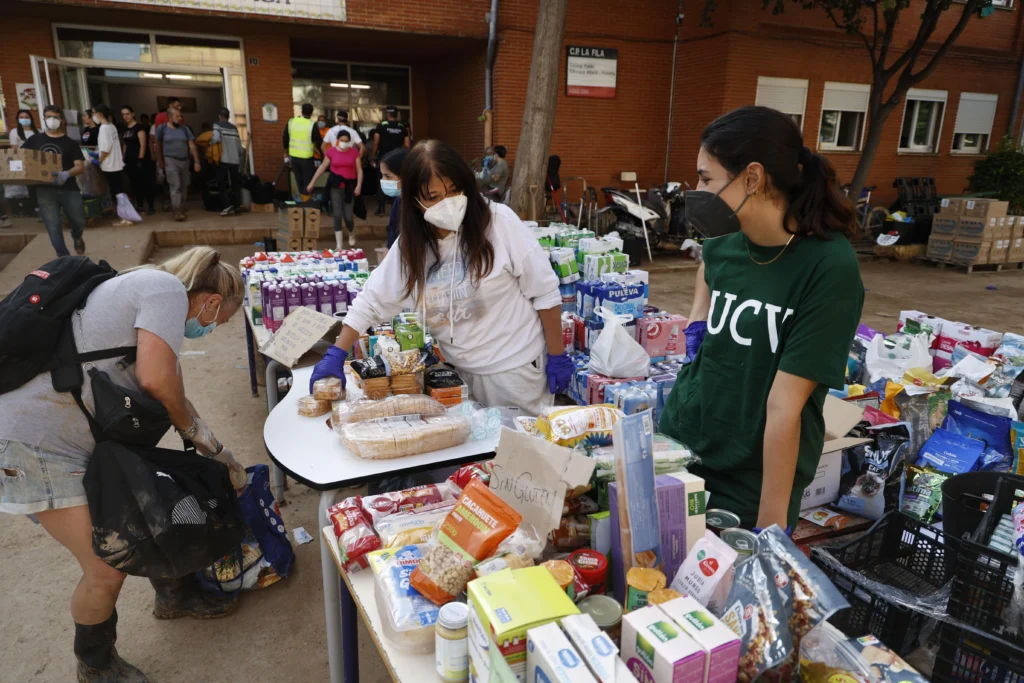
top-left (51, 170), bottom-right (70, 186)
top-left (309, 346), bottom-right (348, 393)
top-left (684, 321), bottom-right (707, 361)
top-left (545, 353), bottom-right (574, 394)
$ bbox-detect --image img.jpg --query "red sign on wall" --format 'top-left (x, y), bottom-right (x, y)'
top-left (566, 46), bottom-right (618, 99)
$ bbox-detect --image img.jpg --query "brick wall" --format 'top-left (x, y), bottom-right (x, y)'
top-left (0, 16), bottom-right (56, 130)
top-left (425, 48), bottom-right (487, 160)
top-left (240, 33), bottom-right (293, 182)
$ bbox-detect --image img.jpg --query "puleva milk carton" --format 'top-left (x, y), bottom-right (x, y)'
top-left (527, 622), bottom-right (597, 683)
top-left (657, 597), bottom-right (741, 683)
top-left (620, 606), bottom-right (705, 683)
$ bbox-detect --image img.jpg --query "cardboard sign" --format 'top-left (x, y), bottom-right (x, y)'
top-left (259, 306), bottom-right (338, 367)
top-left (489, 428), bottom-right (595, 536)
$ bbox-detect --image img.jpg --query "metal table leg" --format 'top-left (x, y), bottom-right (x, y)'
top-left (265, 359), bottom-right (287, 504)
top-left (244, 315), bottom-right (258, 397)
top-left (319, 488), bottom-right (347, 683)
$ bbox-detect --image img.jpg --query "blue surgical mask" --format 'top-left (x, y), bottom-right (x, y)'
top-left (317, 121), bottom-right (326, 129)
top-left (184, 300), bottom-right (220, 338)
top-left (380, 179), bottom-right (400, 197)
top-left (18, 117), bottom-right (32, 127)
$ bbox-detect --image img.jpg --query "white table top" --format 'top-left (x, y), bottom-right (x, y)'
top-left (244, 303), bottom-right (273, 349)
top-left (264, 366), bottom-right (501, 490)
top-left (322, 526), bottom-right (434, 682)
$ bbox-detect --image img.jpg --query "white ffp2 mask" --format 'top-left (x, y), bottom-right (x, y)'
top-left (419, 194), bottom-right (467, 232)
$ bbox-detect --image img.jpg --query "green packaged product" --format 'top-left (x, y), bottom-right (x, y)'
top-left (900, 465), bottom-right (950, 524)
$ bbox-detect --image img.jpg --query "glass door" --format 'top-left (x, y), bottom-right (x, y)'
top-left (220, 66), bottom-right (253, 173)
top-left (30, 55), bottom-right (90, 140)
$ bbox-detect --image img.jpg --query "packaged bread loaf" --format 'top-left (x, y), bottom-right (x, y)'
top-left (312, 376), bottom-right (345, 401)
top-left (297, 395), bottom-right (332, 417)
top-left (339, 414), bottom-right (471, 459)
top-left (331, 395), bottom-right (446, 432)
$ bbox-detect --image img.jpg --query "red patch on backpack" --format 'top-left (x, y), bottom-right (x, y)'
top-left (28, 269), bottom-right (50, 280)
top-left (29, 294), bottom-right (41, 304)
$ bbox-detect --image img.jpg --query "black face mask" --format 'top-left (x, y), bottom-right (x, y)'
top-left (684, 174), bottom-right (751, 239)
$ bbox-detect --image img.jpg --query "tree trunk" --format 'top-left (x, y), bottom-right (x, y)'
top-left (508, 0), bottom-right (569, 218)
top-left (847, 100), bottom-right (895, 202)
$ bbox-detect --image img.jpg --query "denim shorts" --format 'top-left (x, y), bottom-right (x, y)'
top-left (0, 439), bottom-right (89, 514)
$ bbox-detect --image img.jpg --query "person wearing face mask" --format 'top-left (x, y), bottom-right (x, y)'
top-left (371, 106), bottom-right (410, 216)
top-left (307, 129), bottom-right (363, 249)
top-left (283, 103), bottom-right (319, 200)
top-left (380, 146), bottom-right (408, 251)
top-left (155, 107), bottom-right (202, 222)
top-left (21, 105), bottom-right (88, 256)
top-left (310, 140), bottom-right (573, 416)
top-left (659, 106), bottom-right (863, 533)
top-left (313, 113), bottom-right (328, 162)
top-left (322, 109), bottom-right (366, 156)
top-left (0, 246), bottom-right (246, 682)
top-left (477, 145), bottom-right (509, 203)
top-left (2, 109), bottom-right (40, 223)
top-left (81, 108), bottom-right (99, 147)
top-left (92, 104), bottom-right (133, 227)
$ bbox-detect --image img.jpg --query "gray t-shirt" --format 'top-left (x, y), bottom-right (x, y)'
top-left (156, 123), bottom-right (195, 160)
top-left (212, 121), bottom-right (242, 165)
top-left (0, 270), bottom-right (188, 462)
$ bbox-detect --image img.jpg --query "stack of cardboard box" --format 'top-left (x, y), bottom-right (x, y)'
top-left (277, 203), bottom-right (321, 251)
top-left (927, 198), bottom-right (1024, 266)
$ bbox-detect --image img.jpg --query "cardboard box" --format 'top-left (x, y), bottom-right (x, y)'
top-left (1013, 220), bottom-right (1024, 240)
top-left (800, 396), bottom-right (868, 511)
top-left (560, 615), bottom-right (618, 683)
top-left (301, 237), bottom-right (318, 250)
top-left (658, 597), bottom-right (742, 683)
top-left (527, 623), bottom-right (597, 683)
top-left (1009, 237), bottom-right (1024, 261)
top-left (930, 216), bottom-right (959, 237)
top-left (956, 217), bottom-right (995, 242)
top-left (620, 606), bottom-right (705, 683)
top-left (0, 148), bottom-right (62, 185)
top-left (953, 240), bottom-right (993, 264)
top-left (303, 207), bottom-right (321, 238)
top-left (926, 237), bottom-right (955, 262)
top-left (279, 205), bottom-right (304, 238)
top-left (636, 314), bottom-right (688, 359)
top-left (961, 199), bottom-right (1008, 219)
top-left (991, 239), bottom-right (1010, 263)
top-left (938, 197), bottom-right (966, 215)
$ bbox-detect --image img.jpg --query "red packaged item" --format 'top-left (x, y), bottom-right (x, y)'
top-left (360, 482), bottom-right (460, 525)
top-left (327, 497), bottom-right (380, 572)
top-left (447, 461), bottom-right (495, 490)
top-left (569, 548), bottom-right (608, 595)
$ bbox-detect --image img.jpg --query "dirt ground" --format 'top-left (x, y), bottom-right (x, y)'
top-left (1, 244), bottom-right (1023, 682)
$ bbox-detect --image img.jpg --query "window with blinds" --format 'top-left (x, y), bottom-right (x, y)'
top-left (819, 82), bottom-right (870, 151)
top-left (952, 92), bottom-right (997, 154)
top-left (755, 77), bottom-right (808, 131)
top-left (899, 88), bottom-right (947, 153)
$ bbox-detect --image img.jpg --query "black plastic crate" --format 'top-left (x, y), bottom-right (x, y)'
top-left (933, 621), bottom-right (1024, 683)
top-left (810, 512), bottom-right (955, 656)
top-left (949, 476), bottom-right (1024, 646)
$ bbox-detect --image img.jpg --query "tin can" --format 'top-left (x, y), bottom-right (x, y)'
top-left (578, 594), bottom-right (623, 647)
top-left (706, 509), bottom-right (742, 535)
top-left (721, 528), bottom-right (758, 558)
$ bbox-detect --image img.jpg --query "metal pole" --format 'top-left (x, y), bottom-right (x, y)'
top-left (1009, 47), bottom-right (1024, 143)
top-left (663, 1), bottom-right (684, 183)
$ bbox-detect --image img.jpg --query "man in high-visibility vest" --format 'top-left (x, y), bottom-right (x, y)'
top-left (283, 103), bottom-right (319, 200)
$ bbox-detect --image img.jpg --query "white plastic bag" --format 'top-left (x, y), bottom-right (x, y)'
top-left (865, 333), bottom-right (932, 384)
top-left (115, 193), bottom-right (142, 223)
top-left (588, 306), bottom-right (649, 378)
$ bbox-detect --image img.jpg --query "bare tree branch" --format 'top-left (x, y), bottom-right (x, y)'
top-left (883, 0), bottom-right (941, 80)
top-left (908, 0), bottom-right (984, 84)
top-left (877, 5), bottom-right (898, 73)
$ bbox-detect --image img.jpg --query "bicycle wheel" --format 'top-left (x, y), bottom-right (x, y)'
top-left (865, 206), bottom-right (890, 238)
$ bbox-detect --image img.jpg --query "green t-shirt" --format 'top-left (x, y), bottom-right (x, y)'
top-left (660, 230), bottom-right (863, 529)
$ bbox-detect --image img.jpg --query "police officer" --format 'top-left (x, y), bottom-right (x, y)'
top-left (283, 103), bottom-right (319, 200)
top-left (371, 106), bottom-right (410, 216)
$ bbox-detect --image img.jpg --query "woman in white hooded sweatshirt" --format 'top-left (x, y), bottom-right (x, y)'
top-left (309, 140), bottom-right (573, 416)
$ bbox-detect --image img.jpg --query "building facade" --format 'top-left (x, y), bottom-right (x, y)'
top-left (2, 0), bottom-right (1022, 207)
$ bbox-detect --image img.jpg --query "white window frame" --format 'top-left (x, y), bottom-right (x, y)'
top-left (898, 88), bottom-right (947, 154)
top-left (951, 92), bottom-right (997, 155)
top-left (755, 76), bottom-right (808, 131)
top-left (817, 82), bottom-right (870, 151)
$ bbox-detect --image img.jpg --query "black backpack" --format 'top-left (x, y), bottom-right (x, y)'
top-left (0, 256), bottom-right (121, 395)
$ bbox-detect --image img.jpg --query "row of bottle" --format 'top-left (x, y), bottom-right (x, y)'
top-left (256, 278), bottom-right (359, 332)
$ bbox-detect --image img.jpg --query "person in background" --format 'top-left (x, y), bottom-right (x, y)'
top-left (155, 107), bottom-right (201, 222)
top-left (283, 103), bottom-right (318, 200)
top-left (308, 129), bottom-right (362, 249)
top-left (371, 106), bottom-right (411, 216)
top-left (211, 108), bottom-right (243, 217)
top-left (2, 109), bottom-right (40, 226)
top-left (313, 113), bottom-right (328, 162)
top-left (121, 105), bottom-right (155, 216)
top-left (139, 113), bottom-right (150, 129)
top-left (477, 145), bottom-right (509, 203)
top-left (153, 97), bottom-right (182, 129)
top-left (310, 140), bottom-right (574, 416)
top-left (322, 109), bottom-right (366, 157)
top-left (0, 246), bottom-right (245, 683)
top-left (659, 106), bottom-right (863, 531)
top-left (381, 147), bottom-right (408, 251)
top-left (194, 122), bottom-right (214, 161)
top-left (93, 104), bottom-right (132, 227)
top-left (22, 105), bottom-right (87, 256)
top-left (80, 108), bottom-right (99, 147)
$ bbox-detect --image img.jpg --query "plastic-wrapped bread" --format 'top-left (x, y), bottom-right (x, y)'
top-left (312, 376), bottom-right (345, 401)
top-left (339, 415), bottom-right (471, 459)
top-left (331, 395), bottom-right (446, 432)
top-left (297, 395), bottom-right (332, 417)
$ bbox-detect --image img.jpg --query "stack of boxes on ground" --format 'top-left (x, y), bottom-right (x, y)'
top-left (927, 197), bottom-right (1024, 267)
top-left (278, 202), bottom-right (322, 251)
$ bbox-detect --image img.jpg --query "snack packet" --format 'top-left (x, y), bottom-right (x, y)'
top-left (836, 424), bottom-right (910, 520)
top-left (900, 465), bottom-right (951, 524)
top-left (669, 530), bottom-right (737, 612)
top-left (410, 480), bottom-right (522, 605)
top-left (446, 461), bottom-right (496, 490)
top-left (798, 507), bottom-right (865, 531)
top-left (374, 545), bottom-right (439, 653)
top-left (327, 497), bottom-right (381, 572)
top-left (375, 501), bottom-right (455, 548)
top-left (312, 376), bottom-right (345, 401)
top-left (361, 482), bottom-right (460, 525)
top-left (536, 404), bottom-right (623, 448)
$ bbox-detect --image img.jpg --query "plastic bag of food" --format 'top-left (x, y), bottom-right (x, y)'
top-left (900, 465), bottom-right (951, 524)
top-left (297, 395), bottom-right (331, 417)
top-left (352, 356), bottom-right (388, 379)
top-left (327, 497), bottom-right (380, 572)
top-left (798, 623), bottom-right (876, 683)
top-left (410, 480), bottom-right (522, 605)
top-left (941, 399), bottom-right (1014, 470)
top-left (382, 348), bottom-right (424, 376)
top-left (549, 514), bottom-right (592, 551)
top-left (375, 502), bottom-right (455, 548)
top-left (669, 530), bottom-right (737, 612)
top-left (865, 333), bottom-right (932, 385)
top-left (361, 482), bottom-right (461, 525)
top-left (339, 414), bottom-right (471, 460)
top-left (374, 544), bottom-right (439, 653)
top-left (313, 376), bottom-right (345, 401)
top-left (836, 424), bottom-right (910, 520)
top-left (536, 404), bottom-right (623, 448)
top-left (446, 461), bottom-right (495, 490)
top-left (331, 395), bottom-right (446, 431)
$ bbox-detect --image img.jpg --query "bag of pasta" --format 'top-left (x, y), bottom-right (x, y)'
top-left (409, 480), bottom-right (521, 605)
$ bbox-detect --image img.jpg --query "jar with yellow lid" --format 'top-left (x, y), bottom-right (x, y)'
top-left (435, 602), bottom-right (469, 683)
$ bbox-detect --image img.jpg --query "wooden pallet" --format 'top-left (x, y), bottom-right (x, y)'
top-left (922, 259), bottom-right (1024, 274)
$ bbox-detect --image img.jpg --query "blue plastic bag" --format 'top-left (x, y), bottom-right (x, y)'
top-left (942, 400), bottom-right (1013, 471)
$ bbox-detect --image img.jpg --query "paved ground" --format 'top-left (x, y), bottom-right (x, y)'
top-left (0, 218), bottom-right (1023, 681)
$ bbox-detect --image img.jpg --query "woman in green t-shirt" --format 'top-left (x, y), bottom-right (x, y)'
top-left (660, 106), bottom-right (864, 531)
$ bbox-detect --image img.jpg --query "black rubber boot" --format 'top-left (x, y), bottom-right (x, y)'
top-left (74, 610), bottom-right (148, 683)
top-left (150, 575), bottom-right (238, 620)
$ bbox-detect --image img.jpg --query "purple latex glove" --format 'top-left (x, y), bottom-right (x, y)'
top-left (684, 321), bottom-right (707, 361)
top-left (545, 353), bottom-right (574, 394)
top-left (309, 346), bottom-right (348, 393)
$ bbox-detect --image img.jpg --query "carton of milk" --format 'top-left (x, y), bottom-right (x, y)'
top-left (527, 623), bottom-right (597, 683)
top-left (620, 606), bottom-right (705, 683)
top-left (561, 614), bottom-right (618, 682)
top-left (657, 597), bottom-right (741, 683)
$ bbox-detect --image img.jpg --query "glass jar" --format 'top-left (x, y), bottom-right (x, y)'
top-left (435, 602), bottom-right (469, 683)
